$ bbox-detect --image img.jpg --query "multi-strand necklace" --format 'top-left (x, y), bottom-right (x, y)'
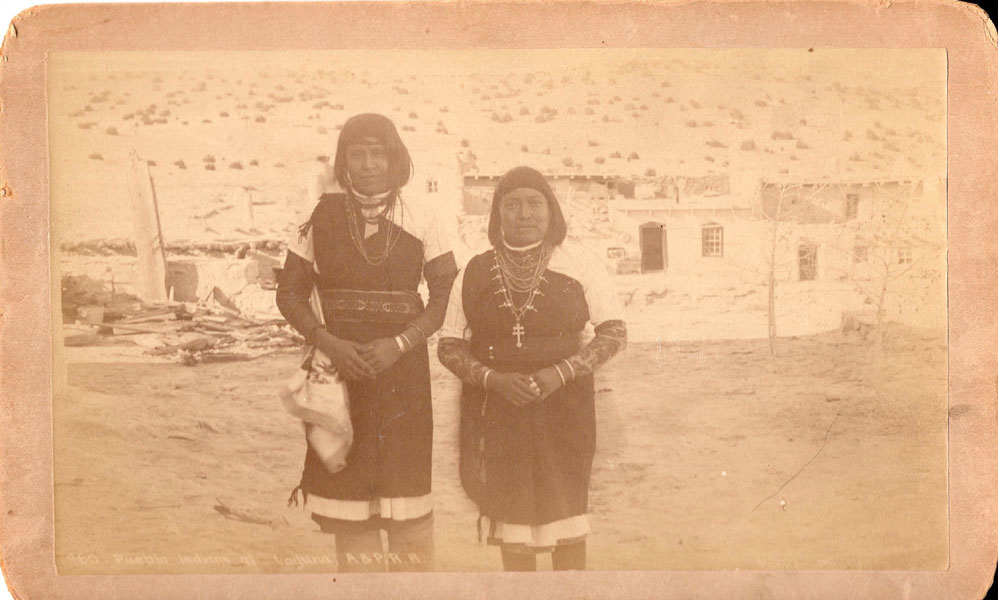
top-left (492, 241), bottom-right (553, 348)
top-left (343, 189), bottom-right (403, 266)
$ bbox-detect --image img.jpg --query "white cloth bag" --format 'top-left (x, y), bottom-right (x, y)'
top-left (279, 284), bottom-right (352, 473)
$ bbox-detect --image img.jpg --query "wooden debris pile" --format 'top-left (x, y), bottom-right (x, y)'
top-left (64, 284), bottom-right (303, 364)
top-left (61, 238), bottom-right (286, 257)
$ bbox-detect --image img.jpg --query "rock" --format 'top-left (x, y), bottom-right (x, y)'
top-left (62, 274), bottom-right (113, 318)
top-left (165, 258), bottom-right (277, 303)
top-left (232, 283), bottom-right (280, 319)
top-left (76, 305), bottom-right (105, 324)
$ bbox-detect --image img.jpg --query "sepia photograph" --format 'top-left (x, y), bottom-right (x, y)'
top-left (46, 47), bottom-right (948, 574)
top-left (1, 1), bottom-right (996, 598)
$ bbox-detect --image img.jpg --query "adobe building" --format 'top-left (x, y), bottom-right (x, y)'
top-left (610, 174), bottom-right (944, 290)
top-left (462, 171), bottom-right (635, 216)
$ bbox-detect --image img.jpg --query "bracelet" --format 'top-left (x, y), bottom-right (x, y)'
top-left (399, 331), bottom-right (413, 351)
top-left (561, 359), bottom-right (576, 381)
top-left (394, 335), bottom-right (407, 354)
top-left (552, 363), bottom-right (567, 387)
top-left (482, 368), bottom-right (494, 390)
top-left (408, 321), bottom-right (429, 341)
top-left (402, 327), bottom-right (423, 347)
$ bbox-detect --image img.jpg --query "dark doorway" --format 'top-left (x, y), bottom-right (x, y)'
top-left (640, 222), bottom-right (667, 272)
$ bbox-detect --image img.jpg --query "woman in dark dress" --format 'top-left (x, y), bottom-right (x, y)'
top-left (276, 113), bottom-right (457, 572)
top-left (437, 166), bottom-right (627, 571)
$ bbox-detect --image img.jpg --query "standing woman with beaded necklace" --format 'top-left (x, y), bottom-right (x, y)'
top-left (438, 166), bottom-right (627, 571)
top-left (276, 113), bottom-right (458, 571)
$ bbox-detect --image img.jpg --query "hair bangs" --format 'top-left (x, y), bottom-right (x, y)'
top-left (333, 113), bottom-right (414, 191)
top-left (487, 167), bottom-right (567, 248)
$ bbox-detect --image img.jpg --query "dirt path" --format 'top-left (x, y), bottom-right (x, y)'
top-left (54, 329), bottom-right (947, 573)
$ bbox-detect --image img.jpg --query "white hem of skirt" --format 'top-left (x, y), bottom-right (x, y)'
top-left (486, 514), bottom-right (590, 548)
top-left (305, 493), bottom-right (433, 521)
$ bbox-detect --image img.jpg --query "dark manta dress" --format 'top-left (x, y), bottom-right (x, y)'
top-left (440, 243), bottom-right (623, 550)
top-left (282, 192), bottom-right (454, 528)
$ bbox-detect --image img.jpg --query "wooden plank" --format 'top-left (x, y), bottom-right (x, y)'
top-left (129, 151), bottom-right (168, 303)
top-left (118, 309), bottom-right (176, 324)
top-left (64, 326), bottom-right (98, 347)
top-left (146, 336), bottom-right (219, 356)
top-left (73, 320), bottom-right (183, 335)
top-left (194, 321), bottom-right (235, 333)
top-left (198, 352), bottom-right (253, 363)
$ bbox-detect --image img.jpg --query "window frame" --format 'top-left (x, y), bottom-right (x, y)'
top-left (701, 223), bottom-right (724, 258)
top-left (798, 242), bottom-right (818, 281)
top-left (845, 193), bottom-right (860, 220)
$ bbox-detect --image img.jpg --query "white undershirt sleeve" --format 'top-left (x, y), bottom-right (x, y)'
top-left (438, 268), bottom-right (470, 340)
top-left (573, 244), bottom-right (626, 327)
top-left (287, 225), bottom-right (315, 263)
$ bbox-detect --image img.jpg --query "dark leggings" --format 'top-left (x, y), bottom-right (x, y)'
top-left (501, 540), bottom-right (587, 571)
top-left (316, 513), bottom-right (435, 572)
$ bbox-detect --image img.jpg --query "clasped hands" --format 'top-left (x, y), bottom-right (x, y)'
top-left (314, 331), bottom-right (403, 380)
top-left (486, 366), bottom-right (564, 407)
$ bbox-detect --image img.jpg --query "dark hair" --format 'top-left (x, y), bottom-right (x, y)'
top-left (333, 113), bottom-right (414, 192)
top-left (487, 166), bottom-right (567, 247)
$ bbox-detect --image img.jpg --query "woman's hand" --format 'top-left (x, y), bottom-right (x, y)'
top-left (487, 372), bottom-right (540, 407)
top-left (531, 366), bottom-right (564, 401)
top-left (315, 330), bottom-right (376, 380)
top-left (357, 338), bottom-right (403, 373)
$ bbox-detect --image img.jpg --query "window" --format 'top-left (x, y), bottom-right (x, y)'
top-left (853, 244), bottom-right (868, 263)
top-left (701, 223), bottom-right (723, 258)
top-left (799, 243), bottom-right (818, 281)
top-left (427, 179), bottom-right (439, 193)
top-left (845, 193), bottom-right (860, 220)
top-left (898, 247), bottom-right (913, 264)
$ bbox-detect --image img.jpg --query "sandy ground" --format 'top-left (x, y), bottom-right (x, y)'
top-left (53, 327), bottom-right (948, 574)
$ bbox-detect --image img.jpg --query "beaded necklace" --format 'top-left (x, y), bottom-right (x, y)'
top-left (343, 189), bottom-right (404, 266)
top-left (492, 242), bottom-right (553, 348)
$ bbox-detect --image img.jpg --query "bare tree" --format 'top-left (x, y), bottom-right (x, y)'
top-left (755, 181), bottom-right (832, 356)
top-left (830, 179), bottom-right (943, 386)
